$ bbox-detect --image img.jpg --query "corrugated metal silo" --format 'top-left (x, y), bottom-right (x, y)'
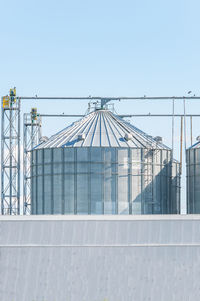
top-left (187, 139), bottom-right (200, 213)
top-left (31, 109), bottom-right (181, 214)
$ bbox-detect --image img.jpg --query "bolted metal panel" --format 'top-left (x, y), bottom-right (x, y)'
top-left (31, 109), bottom-right (181, 215)
top-left (31, 147), bottom-right (180, 215)
top-left (171, 160), bottom-right (181, 214)
top-left (187, 145), bottom-right (200, 213)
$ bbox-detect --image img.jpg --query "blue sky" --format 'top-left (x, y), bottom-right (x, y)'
top-left (1, 0), bottom-right (200, 212)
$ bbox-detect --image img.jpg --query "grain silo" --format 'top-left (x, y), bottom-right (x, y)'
top-left (186, 138), bottom-right (200, 213)
top-left (30, 109), bottom-right (181, 214)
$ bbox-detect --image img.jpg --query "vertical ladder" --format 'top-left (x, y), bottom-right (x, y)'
top-left (23, 109), bottom-right (41, 214)
top-left (1, 88), bottom-right (21, 215)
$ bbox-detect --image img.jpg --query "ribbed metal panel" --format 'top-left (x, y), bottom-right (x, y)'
top-left (31, 110), bottom-right (180, 215)
top-left (171, 160), bottom-right (181, 213)
top-left (188, 140), bottom-right (200, 149)
top-left (35, 110), bottom-right (170, 149)
top-left (186, 146), bottom-right (200, 213)
top-left (1, 215), bottom-right (200, 301)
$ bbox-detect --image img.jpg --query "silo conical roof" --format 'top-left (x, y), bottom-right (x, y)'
top-left (35, 109), bottom-right (170, 149)
top-left (188, 141), bottom-right (200, 149)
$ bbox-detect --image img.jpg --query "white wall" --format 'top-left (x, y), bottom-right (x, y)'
top-left (1, 215), bottom-right (200, 301)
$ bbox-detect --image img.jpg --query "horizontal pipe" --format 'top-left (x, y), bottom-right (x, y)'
top-left (38, 114), bottom-right (200, 118)
top-left (120, 114), bottom-right (200, 117)
top-left (40, 114), bottom-right (85, 117)
top-left (17, 96), bottom-right (200, 100)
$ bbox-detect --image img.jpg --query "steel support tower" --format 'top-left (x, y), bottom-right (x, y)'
top-left (1, 89), bottom-right (200, 215)
top-left (1, 89), bottom-right (21, 215)
top-left (23, 109), bottom-right (42, 214)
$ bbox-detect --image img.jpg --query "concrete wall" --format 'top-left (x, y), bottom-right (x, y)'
top-left (0, 215), bottom-right (200, 301)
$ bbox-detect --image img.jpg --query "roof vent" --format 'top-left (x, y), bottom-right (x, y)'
top-left (124, 133), bottom-right (132, 141)
top-left (196, 136), bottom-right (200, 141)
top-left (78, 133), bottom-right (86, 141)
top-left (154, 136), bottom-right (163, 143)
top-left (39, 136), bottom-right (48, 143)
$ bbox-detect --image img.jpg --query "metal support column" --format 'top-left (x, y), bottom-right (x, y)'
top-left (1, 88), bottom-right (21, 215)
top-left (23, 109), bottom-right (42, 214)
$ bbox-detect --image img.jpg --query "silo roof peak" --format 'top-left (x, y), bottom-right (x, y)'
top-left (35, 109), bottom-right (170, 149)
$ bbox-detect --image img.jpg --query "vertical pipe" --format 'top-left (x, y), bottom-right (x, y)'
top-left (187, 149), bottom-right (189, 214)
top-left (180, 116), bottom-right (183, 175)
top-left (128, 148), bottom-right (132, 214)
top-left (102, 148), bottom-right (105, 214)
top-left (30, 151), bottom-right (33, 214)
top-left (88, 148), bottom-right (91, 214)
top-left (193, 149), bottom-right (196, 213)
top-left (9, 102), bottom-right (13, 214)
top-left (160, 151), bottom-right (163, 213)
top-left (188, 116), bottom-right (193, 212)
top-left (115, 148), bottom-right (118, 215)
top-left (23, 113), bottom-right (26, 214)
top-left (35, 150), bottom-right (38, 214)
top-left (177, 162), bottom-right (180, 214)
top-left (179, 162), bottom-right (181, 213)
top-left (24, 113), bottom-right (30, 214)
top-left (152, 150), bottom-right (154, 214)
top-left (166, 150), bottom-right (170, 213)
top-left (17, 98), bottom-right (21, 214)
top-left (172, 99), bottom-right (175, 160)
top-left (31, 117), bottom-right (34, 150)
top-left (183, 98), bottom-right (187, 213)
top-left (74, 148), bottom-right (77, 214)
top-left (51, 148), bottom-right (54, 214)
top-left (32, 117), bottom-right (35, 213)
top-left (61, 148), bottom-right (65, 214)
top-left (141, 149), bottom-right (144, 214)
top-left (171, 99), bottom-right (175, 214)
top-left (39, 115), bottom-right (42, 140)
top-left (1, 98), bottom-right (4, 214)
top-left (115, 149), bottom-right (118, 214)
top-left (42, 149), bottom-right (45, 214)
top-left (184, 98), bottom-right (187, 152)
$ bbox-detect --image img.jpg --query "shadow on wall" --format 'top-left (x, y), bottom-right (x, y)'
top-left (31, 147), bottom-right (181, 215)
top-left (124, 160), bottom-right (181, 215)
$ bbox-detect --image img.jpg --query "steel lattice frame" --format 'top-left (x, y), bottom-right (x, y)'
top-left (23, 113), bottom-right (42, 214)
top-left (1, 91), bottom-right (200, 216)
top-left (1, 97), bottom-right (21, 215)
